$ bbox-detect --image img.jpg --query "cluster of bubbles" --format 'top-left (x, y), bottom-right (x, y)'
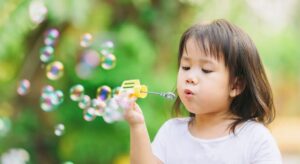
top-left (76, 33), bottom-right (117, 79)
top-left (69, 84), bottom-right (135, 123)
top-left (40, 85), bottom-right (64, 112)
top-left (39, 28), bottom-right (64, 81)
top-left (0, 148), bottom-right (30, 164)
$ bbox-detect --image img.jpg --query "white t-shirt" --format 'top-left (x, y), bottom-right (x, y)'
top-left (151, 117), bottom-right (282, 164)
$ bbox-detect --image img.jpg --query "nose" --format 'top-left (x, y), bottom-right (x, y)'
top-left (186, 77), bottom-right (198, 85)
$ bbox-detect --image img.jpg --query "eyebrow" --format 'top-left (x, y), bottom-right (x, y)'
top-left (182, 56), bottom-right (215, 64)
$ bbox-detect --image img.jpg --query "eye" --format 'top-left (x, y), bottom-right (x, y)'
top-left (202, 68), bottom-right (212, 73)
top-left (181, 66), bottom-right (190, 70)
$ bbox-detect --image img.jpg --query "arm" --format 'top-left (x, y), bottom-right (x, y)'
top-left (124, 103), bottom-right (162, 164)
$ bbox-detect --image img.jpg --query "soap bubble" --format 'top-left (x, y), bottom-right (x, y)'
top-left (42, 85), bottom-right (54, 94)
top-left (0, 148), bottom-right (30, 164)
top-left (96, 85), bottom-right (111, 101)
top-left (83, 107), bottom-right (96, 121)
top-left (75, 62), bottom-right (93, 79)
top-left (53, 90), bottom-right (64, 105)
top-left (78, 95), bottom-right (91, 109)
top-left (40, 46), bottom-right (54, 63)
top-left (101, 53), bottom-right (116, 70)
top-left (69, 84), bottom-right (84, 101)
top-left (0, 117), bottom-right (11, 137)
top-left (17, 79), bottom-right (30, 96)
top-left (54, 123), bottom-right (65, 136)
top-left (112, 86), bottom-right (122, 96)
top-left (99, 41), bottom-right (114, 55)
top-left (81, 49), bottom-right (100, 68)
top-left (80, 33), bottom-right (93, 47)
top-left (44, 28), bottom-right (60, 46)
top-left (46, 61), bottom-right (64, 80)
top-left (29, 0), bottom-right (47, 25)
top-left (91, 99), bottom-right (106, 116)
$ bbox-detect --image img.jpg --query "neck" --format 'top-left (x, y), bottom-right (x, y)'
top-left (189, 110), bottom-right (236, 139)
top-left (193, 111), bottom-right (232, 127)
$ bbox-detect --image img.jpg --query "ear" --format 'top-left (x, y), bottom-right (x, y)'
top-left (229, 77), bottom-right (245, 98)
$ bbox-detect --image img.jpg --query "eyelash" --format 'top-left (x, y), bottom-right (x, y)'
top-left (182, 66), bottom-right (190, 70)
top-left (181, 66), bottom-right (212, 73)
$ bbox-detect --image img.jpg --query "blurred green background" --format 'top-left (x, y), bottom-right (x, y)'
top-left (0, 0), bottom-right (300, 163)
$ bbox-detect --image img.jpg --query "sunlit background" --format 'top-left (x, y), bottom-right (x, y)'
top-left (0, 0), bottom-right (299, 163)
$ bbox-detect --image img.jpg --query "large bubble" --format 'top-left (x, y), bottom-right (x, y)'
top-left (0, 148), bottom-right (30, 164)
top-left (96, 85), bottom-right (111, 101)
top-left (81, 49), bottom-right (100, 68)
top-left (101, 53), bottom-right (116, 70)
top-left (29, 0), bottom-right (47, 25)
top-left (46, 61), bottom-right (64, 80)
top-left (17, 79), bottom-right (30, 96)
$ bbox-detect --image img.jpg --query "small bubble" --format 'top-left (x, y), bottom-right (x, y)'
top-left (46, 61), bottom-right (64, 80)
top-left (83, 107), bottom-right (96, 121)
top-left (96, 85), bottom-right (111, 101)
top-left (80, 33), bottom-right (93, 47)
top-left (40, 46), bottom-right (54, 63)
top-left (44, 28), bottom-right (59, 46)
top-left (69, 84), bottom-right (84, 101)
top-left (53, 90), bottom-right (64, 105)
top-left (101, 53), bottom-right (116, 70)
top-left (54, 123), bottom-right (65, 136)
top-left (78, 95), bottom-right (91, 109)
top-left (100, 41), bottom-right (114, 55)
top-left (91, 99), bottom-right (106, 116)
top-left (17, 79), bottom-right (30, 96)
top-left (112, 86), bottom-right (122, 96)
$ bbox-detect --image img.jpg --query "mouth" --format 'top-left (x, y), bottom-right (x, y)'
top-left (184, 89), bottom-right (194, 96)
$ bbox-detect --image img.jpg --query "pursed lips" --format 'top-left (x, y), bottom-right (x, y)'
top-left (184, 89), bottom-right (194, 96)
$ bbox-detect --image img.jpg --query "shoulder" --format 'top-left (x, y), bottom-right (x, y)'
top-left (240, 120), bottom-right (282, 163)
top-left (239, 120), bottom-right (274, 139)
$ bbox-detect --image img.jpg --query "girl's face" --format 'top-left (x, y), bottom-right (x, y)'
top-left (177, 38), bottom-right (232, 115)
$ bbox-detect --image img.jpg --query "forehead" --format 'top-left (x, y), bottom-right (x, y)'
top-left (182, 38), bottom-right (224, 64)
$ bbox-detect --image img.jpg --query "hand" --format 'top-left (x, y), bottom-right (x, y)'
top-left (124, 103), bottom-right (145, 127)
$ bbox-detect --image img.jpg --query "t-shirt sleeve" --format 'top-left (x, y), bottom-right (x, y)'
top-left (250, 125), bottom-right (282, 164)
top-left (151, 119), bottom-right (172, 163)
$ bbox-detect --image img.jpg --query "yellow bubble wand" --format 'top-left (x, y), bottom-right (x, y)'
top-left (121, 79), bottom-right (176, 100)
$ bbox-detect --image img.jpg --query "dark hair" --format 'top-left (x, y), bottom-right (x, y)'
top-left (172, 19), bottom-right (275, 133)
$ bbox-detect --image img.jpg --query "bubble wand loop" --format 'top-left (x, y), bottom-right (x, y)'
top-left (121, 79), bottom-right (176, 100)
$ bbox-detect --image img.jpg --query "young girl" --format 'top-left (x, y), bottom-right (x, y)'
top-left (124, 19), bottom-right (282, 164)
